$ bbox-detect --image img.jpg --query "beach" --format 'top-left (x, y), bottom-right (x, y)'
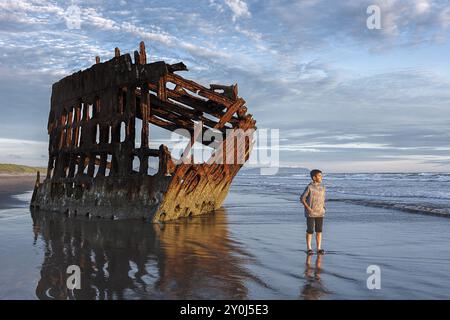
top-left (0, 171), bottom-right (450, 299)
top-left (0, 175), bottom-right (36, 209)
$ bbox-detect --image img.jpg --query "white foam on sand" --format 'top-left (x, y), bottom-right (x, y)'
top-left (11, 191), bottom-right (33, 203)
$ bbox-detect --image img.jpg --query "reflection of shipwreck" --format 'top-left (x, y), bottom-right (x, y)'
top-left (30, 42), bottom-right (256, 222)
top-left (32, 208), bottom-right (252, 299)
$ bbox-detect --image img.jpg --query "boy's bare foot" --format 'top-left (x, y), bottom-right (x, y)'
top-left (317, 249), bottom-right (325, 255)
top-left (307, 249), bottom-right (314, 255)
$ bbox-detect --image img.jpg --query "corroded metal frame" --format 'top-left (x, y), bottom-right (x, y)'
top-left (31, 42), bottom-right (256, 222)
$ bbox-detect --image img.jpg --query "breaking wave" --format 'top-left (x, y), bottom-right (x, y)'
top-left (330, 198), bottom-right (450, 218)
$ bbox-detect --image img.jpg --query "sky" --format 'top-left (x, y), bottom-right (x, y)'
top-left (0, 0), bottom-right (450, 172)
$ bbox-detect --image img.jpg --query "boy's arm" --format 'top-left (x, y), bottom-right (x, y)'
top-left (300, 186), bottom-right (312, 212)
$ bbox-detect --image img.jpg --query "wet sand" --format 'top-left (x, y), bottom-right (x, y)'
top-left (0, 175), bottom-right (35, 209)
top-left (0, 174), bottom-right (36, 188)
top-left (0, 176), bottom-right (450, 299)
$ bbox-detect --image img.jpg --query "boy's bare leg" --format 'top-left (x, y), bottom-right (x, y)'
top-left (306, 233), bottom-right (313, 251)
top-left (316, 232), bottom-right (322, 250)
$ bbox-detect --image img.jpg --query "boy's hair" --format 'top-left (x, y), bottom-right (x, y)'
top-left (310, 169), bottom-right (322, 180)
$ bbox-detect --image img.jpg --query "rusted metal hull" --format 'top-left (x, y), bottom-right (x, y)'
top-left (154, 163), bottom-right (244, 222)
top-left (31, 174), bottom-right (171, 220)
top-left (30, 42), bottom-right (256, 222)
top-left (31, 162), bottom-right (243, 221)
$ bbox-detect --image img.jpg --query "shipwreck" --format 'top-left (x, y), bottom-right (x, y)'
top-left (30, 42), bottom-right (256, 222)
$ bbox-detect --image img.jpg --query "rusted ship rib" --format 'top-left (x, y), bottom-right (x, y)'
top-left (30, 42), bottom-right (256, 222)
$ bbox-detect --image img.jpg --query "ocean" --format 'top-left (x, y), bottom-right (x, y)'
top-left (236, 169), bottom-right (450, 218)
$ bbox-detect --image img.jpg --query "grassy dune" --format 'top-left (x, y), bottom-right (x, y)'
top-left (0, 163), bottom-right (46, 175)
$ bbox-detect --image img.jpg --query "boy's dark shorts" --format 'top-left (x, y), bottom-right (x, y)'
top-left (306, 217), bottom-right (323, 234)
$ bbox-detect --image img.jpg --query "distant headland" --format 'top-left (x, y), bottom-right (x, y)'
top-left (0, 163), bottom-right (47, 176)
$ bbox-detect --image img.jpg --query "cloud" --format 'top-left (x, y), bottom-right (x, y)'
top-left (234, 25), bottom-right (262, 41)
top-left (0, 138), bottom-right (48, 166)
top-left (0, 0), bottom-right (232, 70)
top-left (209, 0), bottom-right (225, 13)
top-left (415, 0), bottom-right (432, 15)
top-left (82, 7), bottom-right (121, 31)
top-left (259, 0), bottom-right (450, 53)
top-left (120, 21), bottom-right (173, 45)
top-left (224, 0), bottom-right (251, 21)
top-left (439, 5), bottom-right (450, 28)
top-left (0, 0), bottom-right (65, 15)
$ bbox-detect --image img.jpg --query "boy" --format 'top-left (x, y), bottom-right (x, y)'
top-left (300, 169), bottom-right (326, 255)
